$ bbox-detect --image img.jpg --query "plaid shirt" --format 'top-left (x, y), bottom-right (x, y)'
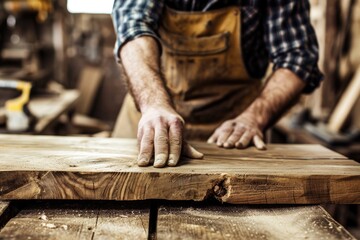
top-left (112, 0), bottom-right (323, 93)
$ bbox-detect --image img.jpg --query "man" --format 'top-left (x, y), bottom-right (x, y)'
top-left (111, 0), bottom-right (323, 168)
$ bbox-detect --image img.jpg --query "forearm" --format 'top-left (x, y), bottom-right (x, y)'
top-left (119, 36), bottom-right (202, 167)
top-left (242, 68), bottom-right (306, 130)
top-left (120, 36), bottom-right (173, 113)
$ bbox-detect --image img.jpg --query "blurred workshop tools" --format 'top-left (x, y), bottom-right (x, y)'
top-left (0, 79), bottom-right (32, 131)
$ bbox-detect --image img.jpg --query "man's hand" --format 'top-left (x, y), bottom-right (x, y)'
top-left (119, 36), bottom-right (203, 167)
top-left (208, 68), bottom-right (306, 150)
top-left (207, 112), bottom-right (266, 150)
top-left (137, 106), bottom-right (203, 168)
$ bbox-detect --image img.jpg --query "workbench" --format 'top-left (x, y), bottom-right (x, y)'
top-left (0, 135), bottom-right (359, 239)
top-left (0, 201), bottom-right (356, 239)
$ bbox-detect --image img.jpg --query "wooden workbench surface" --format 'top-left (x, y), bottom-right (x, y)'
top-left (0, 134), bottom-right (359, 204)
top-left (0, 201), bottom-right (356, 240)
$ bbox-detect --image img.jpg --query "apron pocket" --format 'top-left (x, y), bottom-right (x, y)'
top-left (159, 28), bottom-right (230, 94)
top-left (159, 28), bottom-right (230, 56)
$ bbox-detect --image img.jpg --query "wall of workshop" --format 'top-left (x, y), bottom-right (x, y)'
top-left (300, 0), bottom-right (360, 131)
top-left (65, 14), bottom-right (126, 127)
top-left (348, 1), bottom-right (360, 129)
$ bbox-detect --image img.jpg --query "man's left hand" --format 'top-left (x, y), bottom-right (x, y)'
top-left (207, 112), bottom-right (266, 150)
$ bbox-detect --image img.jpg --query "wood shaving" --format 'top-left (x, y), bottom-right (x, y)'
top-left (39, 214), bottom-right (48, 221)
top-left (61, 225), bottom-right (68, 230)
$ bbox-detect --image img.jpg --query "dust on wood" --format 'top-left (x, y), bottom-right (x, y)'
top-left (157, 204), bottom-right (356, 240)
top-left (0, 201), bottom-right (149, 240)
top-left (0, 135), bottom-right (359, 204)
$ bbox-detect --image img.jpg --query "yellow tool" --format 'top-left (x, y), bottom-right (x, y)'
top-left (0, 79), bottom-right (32, 131)
top-left (3, 0), bottom-right (52, 22)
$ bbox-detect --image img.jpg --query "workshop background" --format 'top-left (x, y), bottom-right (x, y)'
top-left (0, 0), bottom-right (359, 237)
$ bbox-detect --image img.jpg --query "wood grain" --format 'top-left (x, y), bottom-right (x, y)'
top-left (157, 204), bottom-right (356, 240)
top-left (0, 201), bottom-right (149, 240)
top-left (0, 135), bottom-right (359, 204)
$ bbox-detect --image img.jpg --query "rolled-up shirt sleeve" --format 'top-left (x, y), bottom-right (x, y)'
top-left (112, 0), bottom-right (164, 61)
top-left (265, 0), bottom-right (323, 93)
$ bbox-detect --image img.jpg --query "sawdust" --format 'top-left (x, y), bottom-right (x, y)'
top-left (41, 223), bottom-right (56, 229)
top-left (39, 213), bottom-right (48, 221)
top-left (40, 223), bottom-right (68, 231)
top-left (60, 225), bottom-right (68, 230)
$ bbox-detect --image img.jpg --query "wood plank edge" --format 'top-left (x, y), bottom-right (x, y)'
top-left (0, 201), bottom-right (20, 231)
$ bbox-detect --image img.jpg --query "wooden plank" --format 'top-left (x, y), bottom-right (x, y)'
top-left (72, 114), bottom-right (110, 132)
top-left (157, 204), bottom-right (356, 240)
top-left (0, 201), bottom-right (15, 231)
top-left (0, 135), bottom-right (359, 204)
top-left (29, 90), bottom-right (80, 133)
top-left (327, 67), bottom-right (360, 133)
top-left (75, 66), bottom-right (103, 115)
top-left (0, 201), bottom-right (10, 217)
top-left (0, 201), bottom-right (149, 239)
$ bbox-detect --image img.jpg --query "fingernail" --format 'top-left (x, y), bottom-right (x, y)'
top-left (138, 158), bottom-right (148, 166)
top-left (236, 143), bottom-right (244, 149)
top-left (207, 139), bottom-right (214, 144)
top-left (168, 155), bottom-right (176, 166)
top-left (196, 152), bottom-right (204, 159)
top-left (223, 142), bottom-right (233, 149)
top-left (154, 154), bottom-right (166, 167)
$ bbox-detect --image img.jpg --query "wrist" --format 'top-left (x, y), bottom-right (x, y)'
top-left (140, 100), bottom-right (175, 115)
top-left (239, 103), bottom-right (271, 131)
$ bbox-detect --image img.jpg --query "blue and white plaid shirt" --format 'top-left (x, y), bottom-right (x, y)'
top-left (112, 0), bottom-right (323, 93)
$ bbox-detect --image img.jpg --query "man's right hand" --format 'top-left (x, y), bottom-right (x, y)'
top-left (137, 106), bottom-right (203, 168)
top-left (119, 36), bottom-right (203, 167)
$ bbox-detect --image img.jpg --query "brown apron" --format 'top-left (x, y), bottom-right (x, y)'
top-left (113, 6), bottom-right (262, 141)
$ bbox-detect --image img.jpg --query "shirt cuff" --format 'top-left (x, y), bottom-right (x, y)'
top-left (113, 29), bottom-right (162, 63)
top-left (273, 62), bottom-right (324, 94)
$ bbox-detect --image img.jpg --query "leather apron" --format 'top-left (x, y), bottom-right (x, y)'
top-left (113, 6), bottom-right (262, 141)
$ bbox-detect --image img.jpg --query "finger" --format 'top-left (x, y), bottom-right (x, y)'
top-left (253, 135), bottom-right (266, 150)
top-left (235, 131), bottom-right (252, 149)
top-left (216, 127), bottom-right (233, 147)
top-left (137, 127), bottom-right (154, 167)
top-left (154, 126), bottom-right (169, 168)
top-left (182, 142), bottom-right (204, 159)
top-left (168, 119), bottom-right (183, 167)
top-left (223, 128), bottom-right (246, 149)
top-left (207, 131), bottom-right (219, 144)
top-left (137, 126), bottom-right (144, 143)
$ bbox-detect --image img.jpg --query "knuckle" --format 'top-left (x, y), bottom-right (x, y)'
top-left (169, 137), bottom-right (181, 146)
top-left (142, 137), bottom-right (154, 145)
top-left (222, 127), bottom-right (233, 133)
top-left (139, 151), bottom-right (152, 157)
top-left (141, 134), bottom-right (154, 145)
top-left (222, 120), bottom-right (233, 127)
top-left (155, 135), bottom-right (168, 145)
top-left (169, 117), bottom-right (184, 127)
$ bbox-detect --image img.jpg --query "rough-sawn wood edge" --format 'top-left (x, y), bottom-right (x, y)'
top-left (0, 171), bottom-right (359, 204)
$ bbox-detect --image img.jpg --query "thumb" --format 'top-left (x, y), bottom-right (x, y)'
top-left (182, 142), bottom-right (204, 159)
top-left (253, 135), bottom-right (266, 150)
